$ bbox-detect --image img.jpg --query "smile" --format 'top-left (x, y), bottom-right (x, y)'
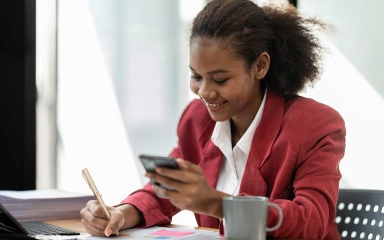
top-left (207, 102), bottom-right (224, 107)
top-left (204, 101), bottom-right (227, 113)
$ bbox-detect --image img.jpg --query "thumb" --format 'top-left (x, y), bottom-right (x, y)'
top-left (104, 217), bottom-right (123, 236)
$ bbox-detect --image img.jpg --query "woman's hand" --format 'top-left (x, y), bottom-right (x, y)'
top-left (146, 158), bottom-right (229, 218)
top-left (80, 201), bottom-right (144, 236)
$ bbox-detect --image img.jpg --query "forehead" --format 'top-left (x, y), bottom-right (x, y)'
top-left (190, 37), bottom-right (242, 71)
top-left (190, 37), bottom-right (232, 57)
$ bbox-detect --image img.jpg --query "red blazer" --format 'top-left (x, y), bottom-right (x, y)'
top-left (122, 89), bottom-right (346, 240)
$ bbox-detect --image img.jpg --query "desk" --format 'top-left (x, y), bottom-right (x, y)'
top-left (45, 219), bottom-right (299, 239)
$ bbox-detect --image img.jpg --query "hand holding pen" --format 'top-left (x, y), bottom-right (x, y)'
top-left (82, 168), bottom-right (111, 220)
top-left (80, 168), bottom-right (144, 236)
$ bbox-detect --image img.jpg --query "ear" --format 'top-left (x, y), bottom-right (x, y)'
top-left (252, 52), bottom-right (270, 80)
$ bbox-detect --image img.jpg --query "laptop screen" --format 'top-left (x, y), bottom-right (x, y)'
top-left (0, 202), bottom-right (28, 235)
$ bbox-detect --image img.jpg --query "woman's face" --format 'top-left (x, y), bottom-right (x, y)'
top-left (189, 37), bottom-right (263, 123)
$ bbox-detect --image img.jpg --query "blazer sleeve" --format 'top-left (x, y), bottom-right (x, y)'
top-left (120, 146), bottom-right (183, 227)
top-left (119, 100), bottom-right (200, 228)
top-left (266, 106), bottom-right (346, 239)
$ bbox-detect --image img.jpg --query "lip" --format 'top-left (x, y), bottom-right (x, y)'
top-left (204, 101), bottom-right (227, 112)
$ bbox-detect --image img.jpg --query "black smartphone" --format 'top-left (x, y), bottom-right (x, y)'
top-left (139, 154), bottom-right (180, 196)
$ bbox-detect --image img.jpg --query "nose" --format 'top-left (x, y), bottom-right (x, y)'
top-left (198, 81), bottom-right (217, 100)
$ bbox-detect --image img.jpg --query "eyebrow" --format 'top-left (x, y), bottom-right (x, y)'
top-left (189, 66), bottom-right (231, 75)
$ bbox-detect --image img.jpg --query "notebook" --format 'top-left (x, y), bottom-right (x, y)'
top-left (0, 202), bottom-right (80, 237)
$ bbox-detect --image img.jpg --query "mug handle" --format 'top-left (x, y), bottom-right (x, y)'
top-left (266, 203), bottom-right (283, 232)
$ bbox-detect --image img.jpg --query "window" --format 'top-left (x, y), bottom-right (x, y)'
top-left (56, 0), bottom-right (205, 226)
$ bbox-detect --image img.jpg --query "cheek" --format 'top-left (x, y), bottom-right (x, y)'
top-left (190, 81), bottom-right (199, 95)
top-left (225, 83), bottom-right (244, 100)
top-left (230, 82), bottom-right (253, 102)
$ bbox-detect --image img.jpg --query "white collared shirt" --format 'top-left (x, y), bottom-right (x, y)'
top-left (211, 90), bottom-right (266, 196)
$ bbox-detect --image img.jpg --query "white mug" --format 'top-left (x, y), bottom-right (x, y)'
top-left (223, 196), bottom-right (283, 240)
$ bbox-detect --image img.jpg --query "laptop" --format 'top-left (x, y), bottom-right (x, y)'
top-left (0, 202), bottom-right (80, 237)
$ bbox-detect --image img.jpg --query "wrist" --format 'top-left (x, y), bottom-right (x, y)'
top-left (116, 204), bottom-right (145, 229)
top-left (206, 190), bottom-right (230, 219)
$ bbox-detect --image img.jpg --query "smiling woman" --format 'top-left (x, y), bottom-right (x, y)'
top-left (189, 38), bottom-right (267, 140)
top-left (79, 0), bottom-right (345, 239)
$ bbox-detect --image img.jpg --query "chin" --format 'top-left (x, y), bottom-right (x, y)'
top-left (208, 112), bottom-right (229, 122)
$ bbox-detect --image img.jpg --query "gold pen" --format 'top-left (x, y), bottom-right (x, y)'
top-left (82, 168), bottom-right (111, 220)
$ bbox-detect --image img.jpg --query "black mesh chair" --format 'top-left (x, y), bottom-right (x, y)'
top-left (336, 189), bottom-right (384, 240)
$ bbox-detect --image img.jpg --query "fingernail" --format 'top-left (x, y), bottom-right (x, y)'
top-left (105, 229), bottom-right (112, 236)
top-left (176, 158), bottom-right (184, 163)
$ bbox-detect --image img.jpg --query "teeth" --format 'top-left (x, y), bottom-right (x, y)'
top-left (208, 102), bottom-right (223, 107)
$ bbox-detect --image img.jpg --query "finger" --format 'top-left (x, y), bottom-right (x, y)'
top-left (153, 185), bottom-right (180, 200)
top-left (81, 218), bottom-right (105, 236)
top-left (153, 167), bottom-right (181, 178)
top-left (104, 212), bottom-right (124, 236)
top-left (147, 172), bottom-right (185, 191)
top-left (176, 159), bottom-right (203, 174)
top-left (151, 165), bottom-right (192, 181)
top-left (88, 200), bottom-right (110, 219)
top-left (84, 226), bottom-right (105, 237)
top-left (85, 200), bottom-right (98, 211)
top-left (80, 207), bottom-right (108, 232)
top-left (152, 166), bottom-right (202, 185)
top-left (154, 159), bottom-right (202, 179)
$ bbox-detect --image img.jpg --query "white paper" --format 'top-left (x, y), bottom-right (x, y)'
top-left (34, 235), bottom-right (79, 240)
top-left (76, 226), bottom-right (223, 239)
top-left (0, 189), bottom-right (91, 199)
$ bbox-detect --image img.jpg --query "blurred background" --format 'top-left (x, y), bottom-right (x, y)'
top-left (1, 0), bottom-right (383, 226)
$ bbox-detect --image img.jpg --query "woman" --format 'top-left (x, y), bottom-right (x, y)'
top-left (80, 0), bottom-right (346, 239)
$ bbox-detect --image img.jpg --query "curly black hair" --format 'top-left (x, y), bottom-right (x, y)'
top-left (190, 0), bottom-right (327, 96)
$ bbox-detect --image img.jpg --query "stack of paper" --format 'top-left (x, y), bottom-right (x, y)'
top-left (0, 190), bottom-right (95, 221)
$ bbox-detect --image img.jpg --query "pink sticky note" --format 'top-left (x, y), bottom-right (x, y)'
top-left (151, 229), bottom-right (194, 236)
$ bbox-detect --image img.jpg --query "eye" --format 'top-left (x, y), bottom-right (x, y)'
top-left (190, 75), bottom-right (202, 81)
top-left (214, 79), bottom-right (229, 85)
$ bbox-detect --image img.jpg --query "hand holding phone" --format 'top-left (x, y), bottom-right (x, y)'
top-left (139, 154), bottom-right (180, 197)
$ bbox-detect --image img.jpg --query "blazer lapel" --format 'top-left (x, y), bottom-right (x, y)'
top-left (250, 89), bottom-right (285, 168)
top-left (199, 120), bottom-right (223, 189)
top-left (239, 89), bottom-right (285, 196)
top-left (239, 154), bottom-right (268, 196)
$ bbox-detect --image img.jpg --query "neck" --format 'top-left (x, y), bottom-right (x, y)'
top-left (230, 87), bottom-right (264, 146)
top-left (230, 120), bottom-right (241, 147)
